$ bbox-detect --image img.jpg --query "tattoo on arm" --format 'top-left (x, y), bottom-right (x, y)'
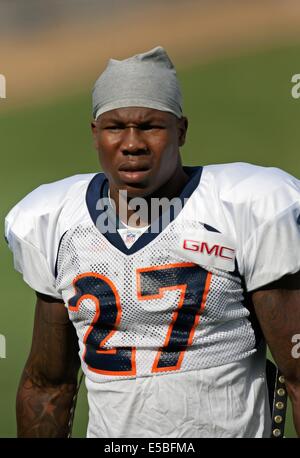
top-left (16, 296), bottom-right (81, 438)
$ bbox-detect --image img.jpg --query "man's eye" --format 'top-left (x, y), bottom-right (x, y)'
top-left (140, 124), bottom-right (163, 131)
top-left (105, 126), bottom-right (123, 131)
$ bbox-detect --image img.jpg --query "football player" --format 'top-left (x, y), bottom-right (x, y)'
top-left (5, 46), bottom-right (300, 438)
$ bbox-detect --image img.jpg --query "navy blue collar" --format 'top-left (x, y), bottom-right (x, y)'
top-left (86, 166), bottom-right (203, 255)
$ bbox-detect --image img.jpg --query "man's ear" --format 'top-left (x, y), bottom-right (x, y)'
top-left (91, 120), bottom-right (98, 134)
top-left (91, 120), bottom-right (99, 149)
top-left (178, 116), bottom-right (188, 147)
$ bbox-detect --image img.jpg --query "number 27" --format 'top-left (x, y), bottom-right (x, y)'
top-left (68, 263), bottom-right (211, 376)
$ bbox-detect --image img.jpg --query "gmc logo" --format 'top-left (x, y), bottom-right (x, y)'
top-left (183, 239), bottom-right (235, 260)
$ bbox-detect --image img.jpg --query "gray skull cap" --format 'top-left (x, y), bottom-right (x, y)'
top-left (92, 46), bottom-right (183, 119)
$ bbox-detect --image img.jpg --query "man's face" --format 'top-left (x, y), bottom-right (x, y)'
top-left (91, 107), bottom-right (188, 197)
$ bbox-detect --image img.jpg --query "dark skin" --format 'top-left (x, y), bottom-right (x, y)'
top-left (17, 107), bottom-right (300, 437)
top-left (252, 274), bottom-right (300, 436)
top-left (16, 294), bottom-right (80, 437)
top-left (91, 107), bottom-right (189, 225)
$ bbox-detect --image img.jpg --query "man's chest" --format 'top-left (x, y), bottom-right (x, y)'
top-left (54, 217), bottom-right (254, 381)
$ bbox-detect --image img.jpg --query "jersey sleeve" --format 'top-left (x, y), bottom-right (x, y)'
top-left (4, 174), bottom-right (95, 300)
top-left (5, 197), bottom-right (62, 299)
top-left (237, 167), bottom-right (300, 291)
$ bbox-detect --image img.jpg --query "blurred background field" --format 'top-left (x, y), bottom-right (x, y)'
top-left (0, 0), bottom-right (300, 437)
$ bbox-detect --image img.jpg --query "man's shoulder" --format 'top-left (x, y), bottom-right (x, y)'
top-left (5, 173), bottom-right (103, 241)
top-left (202, 162), bottom-right (299, 203)
top-left (7, 173), bottom-right (99, 218)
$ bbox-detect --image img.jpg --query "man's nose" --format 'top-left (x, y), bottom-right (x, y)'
top-left (121, 127), bottom-right (148, 155)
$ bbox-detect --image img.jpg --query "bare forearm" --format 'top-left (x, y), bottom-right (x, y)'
top-left (16, 297), bottom-right (81, 437)
top-left (252, 282), bottom-right (300, 437)
top-left (16, 370), bottom-right (78, 438)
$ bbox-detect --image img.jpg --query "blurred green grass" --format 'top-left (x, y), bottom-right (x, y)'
top-left (1, 42), bottom-right (300, 437)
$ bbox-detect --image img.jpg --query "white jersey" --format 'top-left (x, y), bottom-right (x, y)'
top-left (5, 163), bottom-right (300, 437)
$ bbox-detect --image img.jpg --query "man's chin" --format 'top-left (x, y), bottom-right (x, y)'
top-left (122, 184), bottom-right (152, 199)
top-left (116, 175), bottom-right (154, 197)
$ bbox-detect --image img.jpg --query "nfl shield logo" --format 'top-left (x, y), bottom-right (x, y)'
top-left (125, 232), bottom-right (137, 246)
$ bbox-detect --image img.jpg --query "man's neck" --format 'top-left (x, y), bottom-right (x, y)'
top-left (110, 166), bottom-right (190, 228)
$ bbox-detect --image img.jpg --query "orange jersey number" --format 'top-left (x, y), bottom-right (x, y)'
top-left (69, 264), bottom-right (211, 375)
top-left (137, 263), bottom-right (211, 372)
top-left (68, 272), bottom-right (136, 376)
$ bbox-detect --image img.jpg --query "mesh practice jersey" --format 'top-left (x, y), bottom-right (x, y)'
top-left (5, 163), bottom-right (300, 437)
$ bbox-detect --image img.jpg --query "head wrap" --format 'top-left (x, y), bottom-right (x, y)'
top-left (92, 46), bottom-right (182, 119)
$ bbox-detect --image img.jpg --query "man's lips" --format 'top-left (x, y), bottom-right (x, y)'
top-left (118, 163), bottom-right (152, 182)
top-left (118, 162), bottom-right (151, 172)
